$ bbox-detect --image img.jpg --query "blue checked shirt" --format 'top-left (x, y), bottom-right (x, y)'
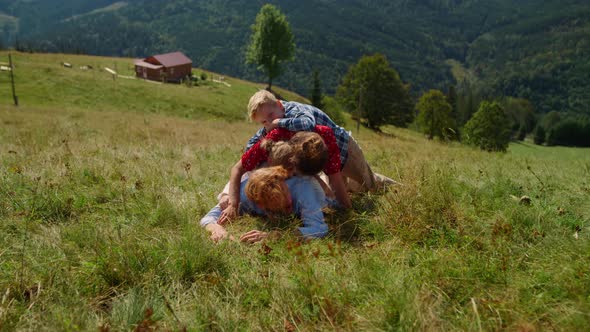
top-left (245, 101), bottom-right (350, 168)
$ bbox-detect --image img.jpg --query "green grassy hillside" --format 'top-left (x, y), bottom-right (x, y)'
top-left (1, 52), bottom-right (589, 330)
top-left (0, 52), bottom-right (307, 120)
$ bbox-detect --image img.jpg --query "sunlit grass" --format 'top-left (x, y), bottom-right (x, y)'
top-left (0, 52), bottom-right (589, 330)
top-left (0, 51), bottom-right (306, 120)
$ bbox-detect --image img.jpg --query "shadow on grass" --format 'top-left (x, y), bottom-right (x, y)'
top-left (326, 192), bottom-right (382, 243)
top-left (247, 192), bottom-right (383, 244)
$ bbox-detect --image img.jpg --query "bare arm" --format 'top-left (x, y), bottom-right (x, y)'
top-left (328, 172), bottom-right (352, 209)
top-left (218, 160), bottom-right (245, 225)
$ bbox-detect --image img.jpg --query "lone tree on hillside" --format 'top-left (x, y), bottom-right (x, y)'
top-left (416, 90), bottom-right (455, 140)
top-left (246, 4), bottom-right (295, 91)
top-left (336, 53), bottom-right (413, 131)
top-left (310, 69), bottom-right (323, 109)
top-left (463, 101), bottom-right (511, 152)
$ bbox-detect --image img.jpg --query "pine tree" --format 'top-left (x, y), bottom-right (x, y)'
top-left (447, 85), bottom-right (458, 122)
top-left (310, 70), bottom-right (323, 109)
top-left (517, 124), bottom-right (527, 141)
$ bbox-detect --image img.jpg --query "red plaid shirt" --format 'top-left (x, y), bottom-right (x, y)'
top-left (241, 125), bottom-right (341, 175)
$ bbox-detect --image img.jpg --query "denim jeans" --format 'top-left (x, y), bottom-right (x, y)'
top-left (200, 204), bottom-right (222, 227)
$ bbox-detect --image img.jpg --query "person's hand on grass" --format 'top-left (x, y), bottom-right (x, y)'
top-left (218, 204), bottom-right (238, 225)
top-left (239, 230), bottom-right (269, 244)
top-left (206, 223), bottom-right (234, 243)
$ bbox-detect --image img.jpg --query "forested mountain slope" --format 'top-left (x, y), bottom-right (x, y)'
top-left (1, 0), bottom-right (588, 114)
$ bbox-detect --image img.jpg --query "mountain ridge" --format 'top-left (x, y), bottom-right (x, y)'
top-left (2, 0), bottom-right (589, 115)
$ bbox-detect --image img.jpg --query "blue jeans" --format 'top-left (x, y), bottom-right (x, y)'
top-left (200, 204), bottom-right (222, 227)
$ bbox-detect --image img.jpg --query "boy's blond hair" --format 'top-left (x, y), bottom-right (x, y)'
top-left (247, 90), bottom-right (278, 120)
top-left (246, 166), bottom-right (291, 213)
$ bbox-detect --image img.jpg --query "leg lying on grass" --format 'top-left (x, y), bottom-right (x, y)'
top-left (341, 136), bottom-right (400, 192)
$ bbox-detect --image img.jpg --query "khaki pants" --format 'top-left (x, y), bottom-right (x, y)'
top-left (341, 136), bottom-right (395, 193)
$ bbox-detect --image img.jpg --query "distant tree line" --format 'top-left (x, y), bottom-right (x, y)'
top-left (3, 0), bottom-right (589, 113)
top-left (248, 3), bottom-right (588, 151)
top-left (410, 84), bottom-right (590, 150)
top-left (533, 112), bottom-right (590, 147)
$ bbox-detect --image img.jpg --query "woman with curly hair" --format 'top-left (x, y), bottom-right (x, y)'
top-left (200, 166), bottom-right (330, 243)
top-left (200, 132), bottom-right (334, 243)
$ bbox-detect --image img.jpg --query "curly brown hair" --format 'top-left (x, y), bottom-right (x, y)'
top-left (290, 132), bottom-right (328, 175)
top-left (245, 166), bottom-right (292, 213)
top-left (260, 139), bottom-right (295, 170)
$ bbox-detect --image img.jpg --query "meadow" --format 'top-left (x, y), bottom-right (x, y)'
top-left (1, 52), bottom-right (589, 331)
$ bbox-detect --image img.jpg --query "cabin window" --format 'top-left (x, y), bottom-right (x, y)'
top-left (170, 68), bottom-right (175, 75)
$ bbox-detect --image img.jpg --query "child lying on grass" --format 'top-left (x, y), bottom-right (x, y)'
top-left (201, 166), bottom-right (330, 243)
top-left (217, 131), bottom-right (335, 209)
top-left (217, 124), bottom-right (342, 209)
top-left (200, 132), bottom-right (335, 243)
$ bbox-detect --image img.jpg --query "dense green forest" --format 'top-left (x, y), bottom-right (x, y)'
top-left (1, 0), bottom-right (589, 116)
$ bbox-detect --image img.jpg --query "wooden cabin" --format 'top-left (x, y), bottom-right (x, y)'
top-left (134, 52), bottom-right (192, 82)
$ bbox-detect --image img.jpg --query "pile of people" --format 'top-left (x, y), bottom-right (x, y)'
top-left (200, 90), bottom-right (396, 243)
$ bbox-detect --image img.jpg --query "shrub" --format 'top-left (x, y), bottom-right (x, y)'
top-left (533, 125), bottom-right (546, 145)
top-left (415, 89), bottom-right (455, 140)
top-left (463, 101), bottom-right (511, 152)
top-left (546, 117), bottom-right (590, 147)
top-left (184, 75), bottom-right (192, 87)
top-left (517, 124), bottom-right (527, 141)
top-left (542, 111), bottom-right (561, 130)
top-left (321, 96), bottom-right (347, 127)
top-left (336, 53), bottom-right (414, 130)
top-left (502, 97), bottom-right (536, 138)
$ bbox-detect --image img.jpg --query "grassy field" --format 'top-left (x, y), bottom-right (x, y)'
top-left (0, 52), bottom-right (306, 121)
top-left (1, 52), bottom-right (589, 331)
